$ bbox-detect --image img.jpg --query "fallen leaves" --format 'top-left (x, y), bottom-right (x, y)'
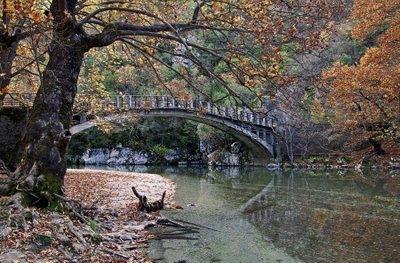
top-left (0, 169), bottom-right (176, 262)
top-left (64, 169), bottom-right (175, 212)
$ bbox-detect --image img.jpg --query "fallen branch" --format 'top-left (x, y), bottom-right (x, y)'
top-left (131, 186), bottom-right (166, 212)
top-left (100, 247), bottom-right (130, 259)
top-left (155, 236), bottom-right (199, 240)
top-left (67, 221), bottom-right (87, 245)
top-left (158, 229), bottom-right (200, 236)
top-left (156, 218), bottom-right (187, 228)
top-left (54, 193), bottom-right (89, 224)
top-left (173, 218), bottom-right (220, 232)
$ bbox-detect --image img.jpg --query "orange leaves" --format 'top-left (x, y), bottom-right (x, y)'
top-left (321, 0), bottom-right (400, 144)
top-left (351, 0), bottom-right (399, 42)
top-left (2, 0), bottom-right (36, 23)
top-left (29, 10), bottom-right (43, 23)
top-left (0, 85), bottom-right (9, 96)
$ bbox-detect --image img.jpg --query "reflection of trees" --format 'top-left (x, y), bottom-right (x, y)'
top-left (352, 171), bottom-right (400, 197)
top-left (205, 167), bottom-right (274, 187)
top-left (241, 171), bottom-right (400, 262)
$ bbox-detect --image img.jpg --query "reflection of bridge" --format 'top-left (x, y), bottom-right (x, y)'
top-left (239, 171), bottom-right (400, 262)
top-left (1, 93), bottom-right (279, 165)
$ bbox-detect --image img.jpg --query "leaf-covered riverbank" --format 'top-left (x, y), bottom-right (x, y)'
top-left (0, 169), bottom-right (175, 262)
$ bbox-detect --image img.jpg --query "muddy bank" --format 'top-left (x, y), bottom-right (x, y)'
top-left (0, 169), bottom-right (175, 262)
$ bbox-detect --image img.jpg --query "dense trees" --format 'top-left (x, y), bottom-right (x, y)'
top-left (0, 0), bottom-right (44, 100)
top-left (322, 0), bottom-right (400, 154)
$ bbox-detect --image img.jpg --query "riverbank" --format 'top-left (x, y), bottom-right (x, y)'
top-left (0, 169), bottom-right (175, 262)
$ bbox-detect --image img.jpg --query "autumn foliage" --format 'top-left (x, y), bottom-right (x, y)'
top-left (322, 0), bottom-right (400, 154)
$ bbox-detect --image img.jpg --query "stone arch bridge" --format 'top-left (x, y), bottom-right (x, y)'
top-left (1, 93), bottom-right (279, 165)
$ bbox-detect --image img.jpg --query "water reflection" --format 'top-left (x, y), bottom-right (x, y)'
top-left (76, 165), bottom-right (400, 262)
top-left (241, 170), bottom-right (400, 263)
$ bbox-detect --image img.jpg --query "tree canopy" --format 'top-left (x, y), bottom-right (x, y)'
top-left (322, 0), bottom-right (400, 154)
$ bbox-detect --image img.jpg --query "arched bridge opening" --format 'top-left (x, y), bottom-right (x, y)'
top-left (70, 95), bottom-right (279, 166)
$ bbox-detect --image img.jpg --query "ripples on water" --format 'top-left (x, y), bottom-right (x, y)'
top-left (82, 165), bottom-right (400, 262)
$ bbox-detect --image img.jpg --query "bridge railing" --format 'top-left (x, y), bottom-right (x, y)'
top-left (114, 95), bottom-right (275, 127)
top-left (1, 93), bottom-right (275, 128)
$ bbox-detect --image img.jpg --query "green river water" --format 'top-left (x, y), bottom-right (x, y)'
top-left (90, 166), bottom-right (400, 263)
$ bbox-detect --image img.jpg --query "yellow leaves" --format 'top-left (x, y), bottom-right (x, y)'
top-left (311, 99), bottom-right (325, 122)
top-left (211, 2), bottom-right (229, 15)
top-left (75, 60), bottom-right (111, 116)
top-left (1, 0), bottom-right (36, 23)
top-left (233, 15), bottom-right (242, 23)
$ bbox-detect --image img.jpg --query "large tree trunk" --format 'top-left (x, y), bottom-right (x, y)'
top-left (6, 0), bottom-right (117, 206)
top-left (6, 0), bottom-right (90, 207)
top-left (11, 37), bottom-right (85, 206)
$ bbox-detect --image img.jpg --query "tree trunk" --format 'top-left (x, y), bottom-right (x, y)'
top-left (6, 0), bottom-right (118, 206)
top-left (11, 38), bottom-right (85, 207)
top-left (369, 136), bottom-right (385, 156)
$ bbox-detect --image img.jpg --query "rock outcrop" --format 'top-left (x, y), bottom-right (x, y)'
top-left (207, 142), bottom-right (248, 166)
top-left (82, 148), bottom-right (149, 165)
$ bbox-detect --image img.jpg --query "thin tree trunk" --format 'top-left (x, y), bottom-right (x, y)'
top-left (369, 137), bottom-right (385, 155)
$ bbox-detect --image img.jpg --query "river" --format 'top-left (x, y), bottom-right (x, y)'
top-left (84, 165), bottom-right (400, 263)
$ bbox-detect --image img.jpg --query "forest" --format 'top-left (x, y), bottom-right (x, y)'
top-left (0, 0), bottom-right (399, 261)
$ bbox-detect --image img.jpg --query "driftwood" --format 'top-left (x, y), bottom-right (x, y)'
top-left (156, 218), bottom-right (187, 228)
top-left (131, 186), bottom-right (166, 212)
top-left (173, 218), bottom-right (219, 232)
top-left (154, 218), bottom-right (201, 241)
top-left (100, 247), bottom-right (130, 259)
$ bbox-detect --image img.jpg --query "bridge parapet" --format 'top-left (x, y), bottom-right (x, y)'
top-left (1, 93), bottom-right (274, 127)
top-left (112, 95), bottom-right (275, 128)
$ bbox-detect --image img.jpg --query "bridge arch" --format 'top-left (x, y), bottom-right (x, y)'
top-left (1, 93), bottom-right (279, 165)
top-left (70, 95), bottom-right (278, 166)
